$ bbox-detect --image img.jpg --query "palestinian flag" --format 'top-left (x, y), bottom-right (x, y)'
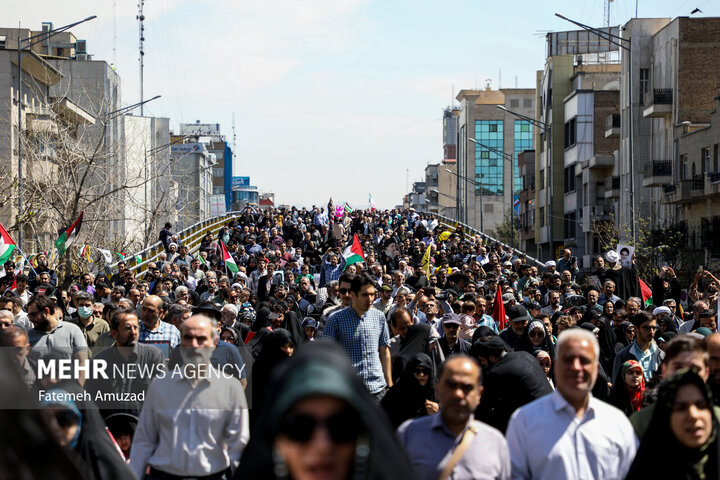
top-left (0, 222), bottom-right (17, 265)
top-left (639, 277), bottom-right (653, 306)
top-left (55, 211), bottom-right (83, 256)
top-left (199, 254), bottom-right (209, 267)
top-left (344, 202), bottom-right (353, 214)
top-left (220, 241), bottom-right (238, 274)
top-left (117, 252), bottom-right (141, 265)
top-left (342, 234), bottom-right (365, 270)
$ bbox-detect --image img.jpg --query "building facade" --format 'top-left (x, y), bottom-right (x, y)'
top-left (456, 87), bottom-right (535, 234)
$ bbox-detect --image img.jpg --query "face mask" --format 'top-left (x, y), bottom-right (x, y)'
top-left (78, 306), bottom-right (93, 319)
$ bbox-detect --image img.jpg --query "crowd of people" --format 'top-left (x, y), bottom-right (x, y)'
top-left (2, 204), bottom-right (720, 479)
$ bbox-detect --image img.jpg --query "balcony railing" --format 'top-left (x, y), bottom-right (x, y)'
top-left (649, 160), bottom-right (672, 177)
top-left (605, 114), bottom-right (620, 130)
top-left (608, 175), bottom-right (620, 189)
top-left (663, 184), bottom-right (677, 194)
top-left (709, 172), bottom-right (720, 183)
top-left (692, 174), bottom-right (705, 191)
top-left (644, 88), bottom-right (673, 106)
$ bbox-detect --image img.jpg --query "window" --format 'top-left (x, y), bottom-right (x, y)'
top-left (212, 167), bottom-right (224, 178)
top-left (474, 120), bottom-right (504, 195)
top-left (510, 99), bottom-right (519, 108)
top-left (703, 147), bottom-right (711, 173)
top-left (213, 186), bottom-right (224, 195)
top-left (514, 121), bottom-right (533, 194)
top-left (681, 155), bottom-right (688, 180)
top-left (639, 69), bottom-right (650, 105)
top-left (539, 207), bottom-right (546, 227)
top-left (564, 118), bottom-right (577, 149)
top-left (523, 98), bottom-right (533, 108)
top-left (564, 212), bottom-right (576, 240)
top-left (714, 144), bottom-right (719, 172)
top-left (564, 165), bottom-right (576, 193)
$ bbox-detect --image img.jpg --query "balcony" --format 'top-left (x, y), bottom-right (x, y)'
top-left (605, 114), bottom-right (620, 138)
top-left (604, 175), bottom-right (620, 199)
top-left (691, 174), bottom-right (706, 197)
top-left (642, 160), bottom-right (672, 187)
top-left (587, 154), bottom-right (614, 169)
top-left (643, 88), bottom-right (673, 118)
top-left (664, 180), bottom-right (693, 204)
top-left (707, 173), bottom-right (720, 197)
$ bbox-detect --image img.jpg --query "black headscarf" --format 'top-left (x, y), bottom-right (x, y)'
top-left (236, 341), bottom-right (416, 480)
top-left (626, 369), bottom-right (720, 480)
top-left (391, 323), bottom-right (434, 383)
top-left (471, 325), bottom-right (499, 344)
top-left (614, 321), bottom-right (633, 353)
top-left (595, 316), bottom-right (617, 375)
top-left (381, 353), bottom-right (436, 428)
top-left (250, 329), bottom-right (294, 425)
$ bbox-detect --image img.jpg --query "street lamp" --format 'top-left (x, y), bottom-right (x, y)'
top-left (498, 103), bottom-right (552, 256)
top-left (554, 12), bottom-right (636, 247)
top-left (15, 15), bottom-right (97, 249)
top-left (444, 167), bottom-right (485, 230)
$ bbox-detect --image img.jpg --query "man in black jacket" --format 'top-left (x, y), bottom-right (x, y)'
top-left (472, 336), bottom-right (553, 433)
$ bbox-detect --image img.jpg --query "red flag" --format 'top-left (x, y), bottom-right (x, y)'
top-left (493, 286), bottom-right (506, 331)
top-left (639, 277), bottom-right (652, 305)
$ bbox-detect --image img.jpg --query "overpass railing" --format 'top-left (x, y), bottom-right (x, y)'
top-left (432, 213), bottom-right (545, 268)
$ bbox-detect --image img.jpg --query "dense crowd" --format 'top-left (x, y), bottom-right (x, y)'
top-left (2, 204), bottom-right (720, 480)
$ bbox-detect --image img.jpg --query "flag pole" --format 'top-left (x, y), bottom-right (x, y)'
top-left (15, 247), bottom-right (38, 276)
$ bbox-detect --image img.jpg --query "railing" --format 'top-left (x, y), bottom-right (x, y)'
top-left (649, 160), bottom-right (672, 177)
top-left (644, 88), bottom-right (673, 105)
top-left (432, 213), bottom-right (546, 268)
top-left (709, 172), bottom-right (720, 183)
top-left (692, 174), bottom-right (705, 191)
top-left (606, 175), bottom-right (620, 190)
top-left (663, 184), bottom-right (678, 194)
top-left (126, 211), bottom-right (247, 276)
top-left (605, 113), bottom-right (620, 130)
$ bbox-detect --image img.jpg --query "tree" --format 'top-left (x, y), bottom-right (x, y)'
top-left (490, 210), bottom-right (520, 249)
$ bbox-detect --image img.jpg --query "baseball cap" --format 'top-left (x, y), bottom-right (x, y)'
top-left (507, 305), bottom-right (531, 323)
top-left (502, 293), bottom-right (515, 304)
top-left (442, 313), bottom-right (462, 325)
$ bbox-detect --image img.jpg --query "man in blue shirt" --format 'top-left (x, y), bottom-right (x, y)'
top-left (323, 273), bottom-right (392, 400)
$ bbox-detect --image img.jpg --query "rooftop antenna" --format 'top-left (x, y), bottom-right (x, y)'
top-left (604, 0), bottom-right (614, 27)
top-left (499, 68), bottom-right (502, 89)
top-left (137, 0), bottom-right (145, 115)
top-left (515, 75), bottom-right (518, 88)
top-left (485, 79), bottom-right (492, 90)
top-left (113, 0), bottom-right (117, 66)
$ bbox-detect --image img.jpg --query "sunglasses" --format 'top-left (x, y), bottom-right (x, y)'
top-left (414, 368), bottom-right (429, 376)
top-left (339, 288), bottom-right (351, 294)
top-left (529, 331), bottom-right (545, 338)
top-left (277, 410), bottom-right (361, 443)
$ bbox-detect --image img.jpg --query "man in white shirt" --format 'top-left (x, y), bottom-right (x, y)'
top-left (129, 313), bottom-right (249, 479)
top-left (506, 328), bottom-right (637, 480)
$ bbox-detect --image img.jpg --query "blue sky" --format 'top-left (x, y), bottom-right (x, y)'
top-left (9, 0), bottom-right (720, 209)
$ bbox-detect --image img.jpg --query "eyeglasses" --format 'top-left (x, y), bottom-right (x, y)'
top-left (277, 410), bottom-right (361, 443)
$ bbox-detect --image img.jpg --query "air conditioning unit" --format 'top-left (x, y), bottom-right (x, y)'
top-left (76, 53), bottom-right (88, 61)
top-left (76, 39), bottom-right (87, 55)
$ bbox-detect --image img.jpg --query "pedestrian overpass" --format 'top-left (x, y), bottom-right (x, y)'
top-left (125, 211), bottom-right (544, 277)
